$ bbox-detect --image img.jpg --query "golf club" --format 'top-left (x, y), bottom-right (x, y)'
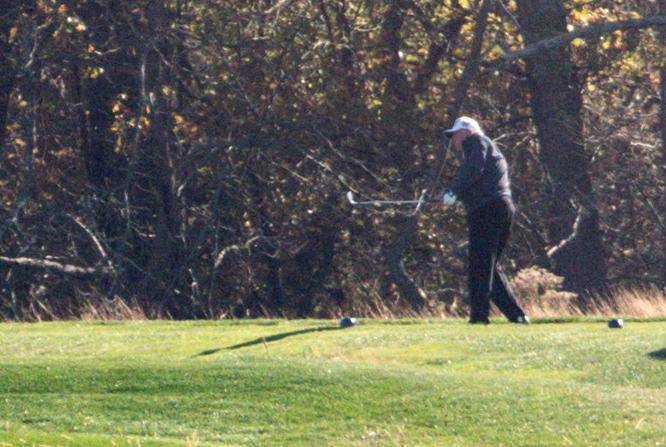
top-left (346, 190), bottom-right (431, 207)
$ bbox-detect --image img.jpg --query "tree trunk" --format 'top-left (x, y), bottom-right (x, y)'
top-left (659, 0), bottom-right (666, 288)
top-left (74, 1), bottom-right (132, 190)
top-left (516, 0), bottom-right (606, 294)
top-left (0, 67), bottom-right (14, 147)
top-left (384, 0), bottom-right (492, 311)
top-left (377, 1), bottom-right (415, 168)
top-left (72, 1), bottom-right (139, 259)
top-left (385, 215), bottom-right (427, 310)
top-left (0, 4), bottom-right (20, 147)
top-left (412, 14), bottom-right (466, 97)
top-left (134, 2), bottom-right (187, 316)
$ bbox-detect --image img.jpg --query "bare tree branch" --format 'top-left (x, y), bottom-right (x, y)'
top-left (447, 0), bottom-right (494, 121)
top-left (488, 14), bottom-right (666, 69)
top-left (65, 214), bottom-right (116, 274)
top-left (0, 256), bottom-right (113, 279)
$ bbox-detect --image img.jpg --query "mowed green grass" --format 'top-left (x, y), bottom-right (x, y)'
top-left (1, 319), bottom-right (665, 446)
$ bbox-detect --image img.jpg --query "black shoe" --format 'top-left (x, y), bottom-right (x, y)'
top-left (469, 318), bottom-right (490, 325)
top-left (513, 315), bottom-right (530, 324)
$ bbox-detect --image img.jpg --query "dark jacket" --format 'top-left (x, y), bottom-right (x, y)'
top-left (450, 133), bottom-right (512, 213)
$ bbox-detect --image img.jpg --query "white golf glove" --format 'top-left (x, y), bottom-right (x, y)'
top-left (442, 190), bottom-right (457, 206)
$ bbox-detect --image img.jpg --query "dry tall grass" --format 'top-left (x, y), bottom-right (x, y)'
top-left (336, 283), bottom-right (666, 320)
top-left (509, 267), bottom-right (666, 318)
top-left (79, 297), bottom-right (148, 321)
top-left (2, 285), bottom-right (666, 321)
top-left (520, 286), bottom-right (666, 319)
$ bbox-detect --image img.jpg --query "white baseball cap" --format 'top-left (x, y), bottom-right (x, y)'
top-left (443, 116), bottom-right (483, 136)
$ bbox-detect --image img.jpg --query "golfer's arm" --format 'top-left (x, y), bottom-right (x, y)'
top-left (451, 139), bottom-right (486, 197)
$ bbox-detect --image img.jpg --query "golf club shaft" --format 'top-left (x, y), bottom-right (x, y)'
top-left (346, 191), bottom-right (435, 206)
top-left (353, 199), bottom-right (422, 205)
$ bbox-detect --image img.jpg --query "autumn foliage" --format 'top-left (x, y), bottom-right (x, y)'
top-left (0, 0), bottom-right (664, 320)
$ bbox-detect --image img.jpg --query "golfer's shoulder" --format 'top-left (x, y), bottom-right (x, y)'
top-left (476, 134), bottom-right (504, 159)
top-left (462, 133), bottom-right (490, 152)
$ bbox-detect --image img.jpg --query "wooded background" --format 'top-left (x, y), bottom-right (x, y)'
top-left (0, 0), bottom-right (664, 320)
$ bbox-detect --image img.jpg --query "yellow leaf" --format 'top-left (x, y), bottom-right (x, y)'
top-left (115, 135), bottom-right (124, 153)
top-left (571, 9), bottom-right (591, 25)
top-left (613, 30), bottom-right (624, 49)
top-left (571, 38), bottom-right (586, 48)
top-left (488, 44), bottom-right (504, 58)
top-left (89, 67), bottom-right (105, 79)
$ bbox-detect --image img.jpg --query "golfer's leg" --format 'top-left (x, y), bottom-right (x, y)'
top-left (491, 264), bottom-right (525, 321)
top-left (489, 204), bottom-right (527, 321)
top-left (468, 226), bottom-right (494, 322)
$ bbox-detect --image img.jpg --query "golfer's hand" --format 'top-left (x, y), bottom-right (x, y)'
top-left (442, 190), bottom-right (457, 206)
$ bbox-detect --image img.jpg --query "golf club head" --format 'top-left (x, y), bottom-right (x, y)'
top-left (346, 191), bottom-right (357, 205)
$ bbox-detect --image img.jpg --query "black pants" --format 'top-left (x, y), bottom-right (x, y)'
top-left (467, 197), bottom-right (525, 322)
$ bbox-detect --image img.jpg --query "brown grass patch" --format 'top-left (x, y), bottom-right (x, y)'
top-left (80, 296), bottom-right (148, 321)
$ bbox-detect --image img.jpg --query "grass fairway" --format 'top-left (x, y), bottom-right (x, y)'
top-left (1, 319), bottom-right (665, 446)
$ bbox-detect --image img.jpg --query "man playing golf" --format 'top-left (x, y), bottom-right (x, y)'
top-left (442, 116), bottom-right (529, 324)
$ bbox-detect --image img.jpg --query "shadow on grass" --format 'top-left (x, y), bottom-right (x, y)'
top-left (648, 348), bottom-right (666, 361)
top-left (196, 326), bottom-right (343, 356)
